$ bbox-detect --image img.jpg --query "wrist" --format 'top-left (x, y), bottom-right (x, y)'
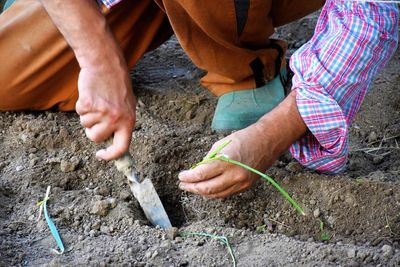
top-left (254, 91), bottom-right (307, 156)
top-left (76, 37), bottom-right (126, 71)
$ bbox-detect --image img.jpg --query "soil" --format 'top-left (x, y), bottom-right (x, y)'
top-left (1, 11), bottom-right (400, 267)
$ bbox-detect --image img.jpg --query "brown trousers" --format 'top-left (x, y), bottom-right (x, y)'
top-left (0, 0), bottom-right (323, 111)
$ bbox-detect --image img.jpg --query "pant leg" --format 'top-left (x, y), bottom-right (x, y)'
top-left (158, 0), bottom-right (323, 96)
top-left (0, 0), bottom-right (172, 111)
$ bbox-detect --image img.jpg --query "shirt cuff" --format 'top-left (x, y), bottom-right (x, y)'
top-left (99, 0), bottom-right (123, 9)
top-left (289, 85), bottom-right (349, 174)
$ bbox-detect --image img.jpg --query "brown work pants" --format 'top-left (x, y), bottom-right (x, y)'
top-left (0, 0), bottom-right (323, 111)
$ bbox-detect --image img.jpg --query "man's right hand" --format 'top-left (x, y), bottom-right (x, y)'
top-left (39, 0), bottom-right (136, 160)
top-left (76, 65), bottom-right (136, 161)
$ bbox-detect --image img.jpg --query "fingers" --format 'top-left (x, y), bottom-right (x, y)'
top-left (75, 98), bottom-right (91, 116)
top-left (80, 113), bottom-right (102, 128)
top-left (85, 122), bottom-right (114, 143)
top-left (179, 168), bottom-right (253, 198)
top-left (179, 174), bottom-right (251, 199)
top-left (96, 128), bottom-right (131, 161)
top-left (178, 161), bottom-right (225, 183)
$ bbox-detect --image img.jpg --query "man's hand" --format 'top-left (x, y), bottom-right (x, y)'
top-left (39, 0), bottom-right (136, 160)
top-left (178, 91), bottom-right (308, 198)
top-left (76, 66), bottom-right (136, 160)
top-left (178, 126), bottom-right (272, 198)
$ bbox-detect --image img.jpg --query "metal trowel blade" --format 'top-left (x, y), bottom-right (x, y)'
top-left (128, 178), bottom-right (172, 229)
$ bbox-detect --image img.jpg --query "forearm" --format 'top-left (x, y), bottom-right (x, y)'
top-left (254, 91), bottom-right (307, 161)
top-left (39, 0), bottom-right (125, 69)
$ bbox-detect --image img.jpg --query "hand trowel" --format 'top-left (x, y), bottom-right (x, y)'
top-left (112, 151), bottom-right (172, 229)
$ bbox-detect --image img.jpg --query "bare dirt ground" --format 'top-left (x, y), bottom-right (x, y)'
top-left (1, 11), bottom-right (400, 267)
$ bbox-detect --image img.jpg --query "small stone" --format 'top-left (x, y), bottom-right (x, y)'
top-left (144, 251), bottom-right (152, 259)
top-left (91, 200), bottom-right (109, 216)
top-left (368, 131), bottom-right (378, 143)
top-left (372, 156), bottom-right (384, 165)
top-left (119, 190), bottom-right (131, 201)
top-left (347, 248), bottom-right (357, 258)
top-left (107, 198), bottom-right (117, 208)
top-left (185, 110), bottom-right (194, 120)
top-left (91, 221), bottom-right (101, 230)
top-left (313, 208), bottom-right (321, 218)
top-left (166, 227), bottom-right (179, 240)
top-left (19, 133), bottom-right (28, 143)
top-left (16, 165), bottom-right (24, 172)
top-left (174, 237), bottom-right (183, 243)
top-left (285, 162), bottom-right (303, 172)
top-left (100, 225), bottom-right (110, 234)
top-left (356, 251), bottom-right (368, 261)
top-left (160, 240), bottom-right (173, 251)
top-left (89, 230), bottom-right (98, 237)
top-left (381, 244), bottom-right (393, 257)
top-left (94, 186), bottom-right (111, 196)
top-left (60, 157), bottom-right (80, 172)
top-left (29, 159), bottom-right (38, 167)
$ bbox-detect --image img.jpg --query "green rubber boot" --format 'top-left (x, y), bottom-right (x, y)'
top-left (211, 68), bottom-right (287, 132)
top-left (2, 0), bottom-right (15, 12)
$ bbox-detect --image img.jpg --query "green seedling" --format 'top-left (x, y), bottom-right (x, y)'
top-left (182, 232), bottom-right (236, 267)
top-left (355, 177), bottom-right (365, 184)
top-left (319, 220), bottom-right (331, 241)
top-left (192, 140), bottom-right (305, 216)
top-left (37, 186), bottom-right (65, 254)
top-left (256, 224), bottom-right (267, 234)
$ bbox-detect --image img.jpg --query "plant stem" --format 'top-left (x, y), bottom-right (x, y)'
top-left (193, 141), bottom-right (305, 216)
top-left (219, 156), bottom-right (305, 216)
top-left (182, 232), bottom-right (237, 267)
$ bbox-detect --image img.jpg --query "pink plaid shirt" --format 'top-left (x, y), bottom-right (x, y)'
top-left (102, 0), bottom-right (399, 174)
top-left (289, 0), bottom-right (398, 173)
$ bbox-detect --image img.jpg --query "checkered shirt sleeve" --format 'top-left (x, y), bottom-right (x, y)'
top-left (289, 0), bottom-right (399, 173)
top-left (100, 0), bottom-right (122, 8)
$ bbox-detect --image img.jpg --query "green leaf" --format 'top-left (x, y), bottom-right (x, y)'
top-left (256, 225), bottom-right (267, 234)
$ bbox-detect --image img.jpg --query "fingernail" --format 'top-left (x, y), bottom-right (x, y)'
top-left (95, 150), bottom-right (105, 160)
top-left (178, 171), bottom-right (188, 180)
top-left (178, 183), bottom-right (186, 190)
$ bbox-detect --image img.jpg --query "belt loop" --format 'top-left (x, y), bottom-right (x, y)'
top-left (249, 57), bottom-right (266, 88)
top-left (269, 39), bottom-right (284, 78)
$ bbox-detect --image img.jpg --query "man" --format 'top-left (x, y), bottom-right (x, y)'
top-left (1, 0), bottom-right (398, 198)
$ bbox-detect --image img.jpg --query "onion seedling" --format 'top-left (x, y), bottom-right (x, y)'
top-left (192, 140), bottom-right (305, 216)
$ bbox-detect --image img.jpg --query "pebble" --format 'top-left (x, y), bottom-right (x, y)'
top-left (16, 165), bottom-right (24, 172)
top-left (60, 156), bottom-right (80, 172)
top-left (381, 244), bottom-right (393, 257)
top-left (91, 221), bottom-right (101, 230)
top-left (94, 186), bottom-right (111, 197)
top-left (144, 250), bottom-right (152, 259)
top-left (89, 230), bottom-right (98, 237)
top-left (166, 227), bottom-right (179, 240)
top-left (160, 240), bottom-right (173, 251)
top-left (29, 159), bottom-right (37, 167)
top-left (356, 251), bottom-right (368, 261)
top-left (372, 156), bottom-right (384, 165)
top-left (91, 198), bottom-right (117, 216)
top-left (313, 208), bottom-right (321, 218)
top-left (100, 225), bottom-right (110, 234)
top-left (347, 248), bottom-right (357, 258)
top-left (119, 190), bottom-right (131, 201)
top-left (285, 162), bottom-right (303, 172)
top-left (368, 131), bottom-right (378, 143)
